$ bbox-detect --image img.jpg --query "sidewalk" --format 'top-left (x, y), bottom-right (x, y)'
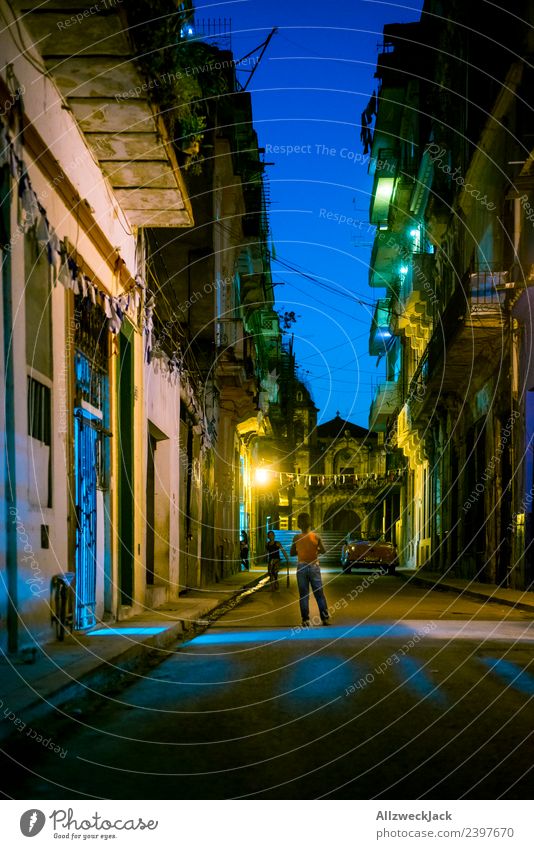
top-left (398, 569), bottom-right (534, 614)
top-left (0, 568), bottom-right (267, 743)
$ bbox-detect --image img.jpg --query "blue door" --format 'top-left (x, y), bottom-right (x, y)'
top-left (73, 349), bottom-right (108, 630)
top-left (74, 410), bottom-right (98, 629)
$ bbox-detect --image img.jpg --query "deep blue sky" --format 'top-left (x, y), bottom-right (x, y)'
top-left (203, 0), bottom-right (422, 426)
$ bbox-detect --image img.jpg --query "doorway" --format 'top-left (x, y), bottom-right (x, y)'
top-left (118, 328), bottom-right (134, 605)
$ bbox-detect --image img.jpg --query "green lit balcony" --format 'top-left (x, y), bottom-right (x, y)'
top-left (369, 230), bottom-right (405, 288)
top-left (369, 150), bottom-right (398, 225)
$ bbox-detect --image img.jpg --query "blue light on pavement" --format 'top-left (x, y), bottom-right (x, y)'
top-left (481, 658), bottom-right (534, 696)
top-left (397, 656), bottom-right (448, 707)
top-left (89, 627), bottom-right (168, 636)
top-left (191, 624), bottom-right (414, 645)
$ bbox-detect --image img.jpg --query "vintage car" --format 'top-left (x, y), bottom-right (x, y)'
top-left (340, 535), bottom-right (398, 574)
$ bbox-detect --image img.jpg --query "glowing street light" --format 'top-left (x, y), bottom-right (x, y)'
top-left (254, 467), bottom-right (272, 485)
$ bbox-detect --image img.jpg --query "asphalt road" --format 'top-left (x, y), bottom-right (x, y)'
top-left (3, 571), bottom-right (534, 800)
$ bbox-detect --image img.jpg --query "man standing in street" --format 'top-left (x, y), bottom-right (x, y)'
top-left (290, 513), bottom-right (330, 626)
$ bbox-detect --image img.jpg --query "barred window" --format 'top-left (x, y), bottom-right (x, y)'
top-left (27, 376), bottom-right (51, 445)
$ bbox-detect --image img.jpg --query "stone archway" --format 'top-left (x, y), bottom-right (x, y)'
top-left (323, 503), bottom-right (361, 535)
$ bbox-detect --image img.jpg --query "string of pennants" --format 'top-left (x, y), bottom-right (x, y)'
top-left (1, 113), bottom-right (211, 446)
top-left (277, 470), bottom-right (404, 487)
top-left (1, 114), bottom-right (147, 336)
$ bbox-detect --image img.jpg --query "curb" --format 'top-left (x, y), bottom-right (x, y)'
top-left (0, 572), bottom-right (267, 744)
top-left (398, 571), bottom-right (534, 614)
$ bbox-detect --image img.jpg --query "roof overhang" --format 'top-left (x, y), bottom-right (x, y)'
top-left (14, 0), bottom-right (193, 228)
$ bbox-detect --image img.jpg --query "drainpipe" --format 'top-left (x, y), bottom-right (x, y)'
top-left (509, 196), bottom-right (522, 588)
top-left (510, 311), bottom-right (520, 587)
top-left (2, 184), bottom-right (18, 652)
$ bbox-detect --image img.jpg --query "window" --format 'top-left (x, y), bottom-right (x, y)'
top-left (27, 376), bottom-right (51, 507)
top-left (28, 376), bottom-right (51, 445)
top-left (25, 231), bottom-right (52, 377)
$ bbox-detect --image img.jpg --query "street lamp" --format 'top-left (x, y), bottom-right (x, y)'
top-left (255, 467), bottom-right (271, 486)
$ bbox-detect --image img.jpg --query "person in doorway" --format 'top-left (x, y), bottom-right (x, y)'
top-left (240, 531), bottom-right (249, 571)
top-left (265, 530), bottom-right (289, 591)
top-left (290, 513), bottom-right (330, 626)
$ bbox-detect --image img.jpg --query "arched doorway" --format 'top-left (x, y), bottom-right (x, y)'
top-left (323, 503), bottom-right (361, 535)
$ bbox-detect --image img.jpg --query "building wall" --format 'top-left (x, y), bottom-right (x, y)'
top-left (144, 359), bottom-right (181, 604)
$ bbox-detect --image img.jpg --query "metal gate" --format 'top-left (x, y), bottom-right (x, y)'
top-left (73, 347), bottom-right (109, 630)
top-left (74, 409), bottom-right (98, 629)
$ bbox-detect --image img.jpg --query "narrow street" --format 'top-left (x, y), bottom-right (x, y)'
top-left (4, 573), bottom-right (534, 800)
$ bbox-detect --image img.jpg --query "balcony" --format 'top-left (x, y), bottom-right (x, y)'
top-left (468, 270), bottom-right (509, 313)
top-left (409, 253), bottom-right (436, 297)
top-left (397, 253), bottom-right (436, 348)
top-left (406, 269), bottom-right (510, 423)
top-left (369, 381), bottom-right (401, 431)
top-left (15, 0), bottom-right (193, 228)
top-left (369, 299), bottom-right (394, 356)
top-left (369, 150), bottom-right (398, 225)
top-left (369, 230), bottom-right (406, 288)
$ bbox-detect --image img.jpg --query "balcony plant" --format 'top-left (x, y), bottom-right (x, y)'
top-left (127, 0), bottom-right (228, 171)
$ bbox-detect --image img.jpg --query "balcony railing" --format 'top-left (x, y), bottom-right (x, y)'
top-left (406, 350), bottom-right (429, 418)
top-left (369, 380), bottom-right (401, 430)
top-left (369, 298), bottom-right (394, 356)
top-left (410, 252), bottom-right (436, 298)
top-left (404, 266), bottom-right (510, 413)
top-left (468, 270), bottom-right (508, 313)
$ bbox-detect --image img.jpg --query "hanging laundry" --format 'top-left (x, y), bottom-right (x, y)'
top-left (34, 210), bottom-right (49, 248)
top-left (0, 121), bottom-right (10, 169)
top-left (108, 299), bottom-right (122, 334)
top-left (48, 229), bottom-right (61, 282)
top-left (19, 172), bottom-right (39, 232)
top-left (58, 256), bottom-right (71, 289)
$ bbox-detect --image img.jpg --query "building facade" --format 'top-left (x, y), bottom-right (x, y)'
top-left (366, 0), bottom-right (534, 587)
top-left (0, 0), bottom-right (280, 652)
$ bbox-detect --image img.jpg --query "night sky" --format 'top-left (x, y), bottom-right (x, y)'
top-left (208, 0), bottom-right (423, 425)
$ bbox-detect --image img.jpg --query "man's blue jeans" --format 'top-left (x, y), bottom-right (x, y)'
top-left (296, 562), bottom-right (329, 622)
